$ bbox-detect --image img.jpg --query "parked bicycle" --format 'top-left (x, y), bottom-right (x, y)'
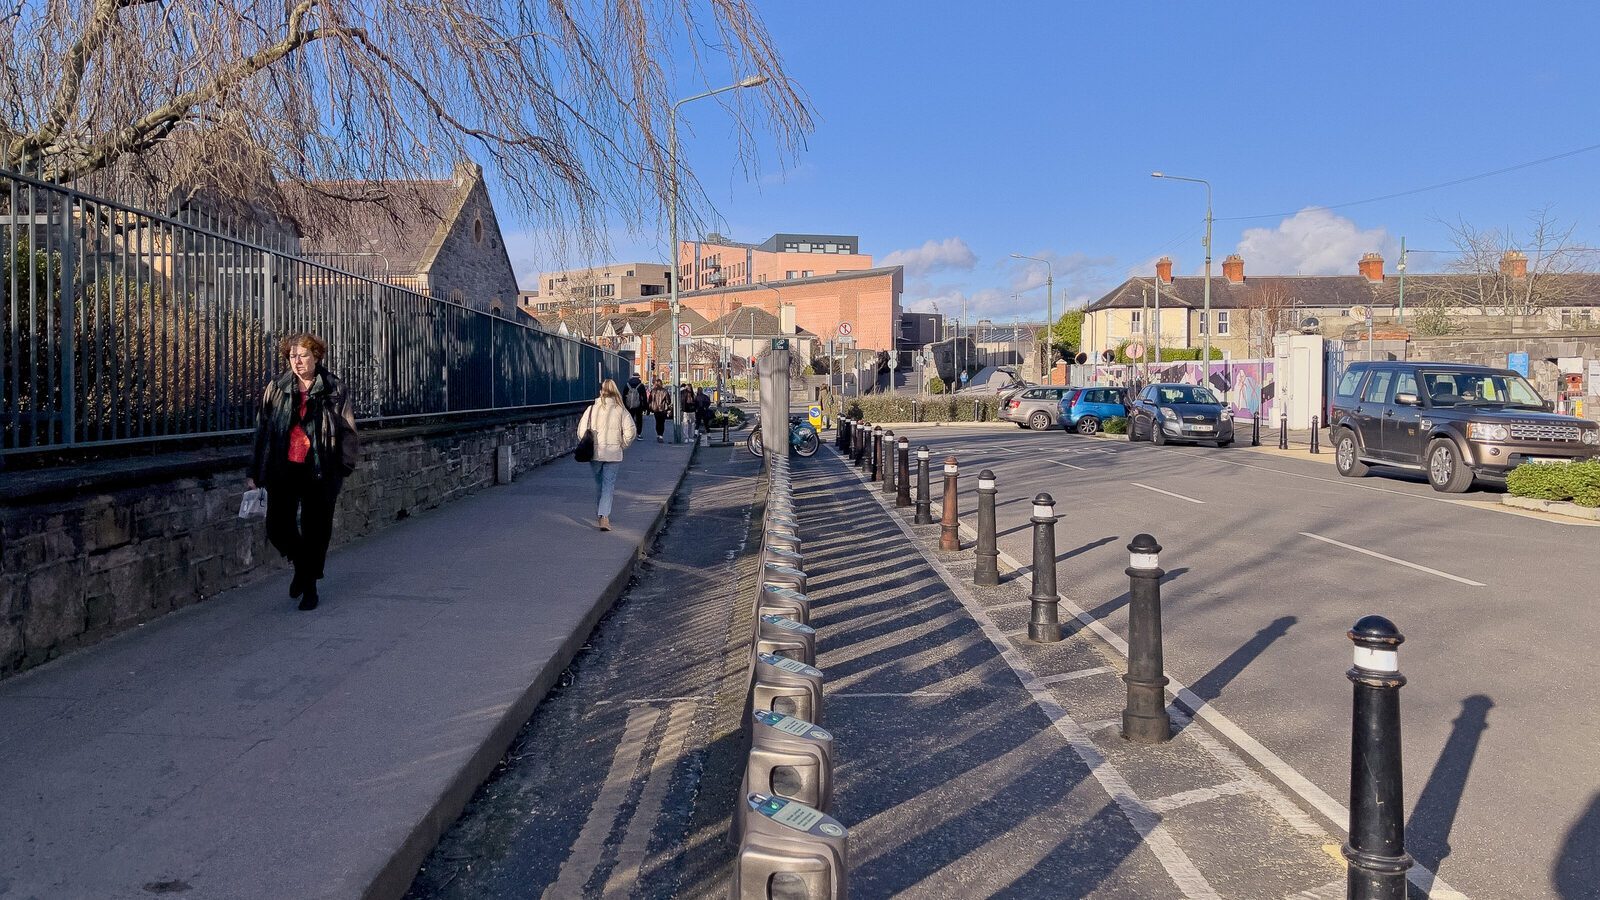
top-left (747, 415), bottom-right (820, 458)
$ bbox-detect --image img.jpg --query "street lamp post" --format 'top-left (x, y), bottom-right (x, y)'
top-left (668, 74), bottom-right (768, 440)
top-left (1011, 253), bottom-right (1054, 384)
top-left (1151, 172), bottom-right (1213, 383)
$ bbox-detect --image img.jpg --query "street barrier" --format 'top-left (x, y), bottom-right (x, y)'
top-left (939, 457), bottom-right (961, 551)
top-left (896, 438), bottom-right (912, 508)
top-left (974, 470), bottom-right (999, 586)
top-left (1252, 412), bottom-right (1261, 447)
top-left (853, 424), bottom-right (867, 467)
top-left (1027, 493), bottom-right (1061, 643)
top-left (732, 793), bottom-right (848, 900)
top-left (868, 427), bottom-right (881, 481)
top-left (1121, 533), bottom-right (1171, 743)
top-left (758, 614), bottom-right (818, 666)
top-left (1344, 615), bottom-right (1411, 900)
top-left (1279, 414), bottom-right (1289, 450)
top-left (753, 652), bottom-right (824, 723)
top-left (881, 430), bottom-right (896, 496)
top-left (914, 447), bottom-right (933, 525)
top-left (1310, 416), bottom-right (1321, 454)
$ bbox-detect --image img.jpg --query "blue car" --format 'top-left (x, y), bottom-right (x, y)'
top-left (1059, 387), bottom-right (1128, 435)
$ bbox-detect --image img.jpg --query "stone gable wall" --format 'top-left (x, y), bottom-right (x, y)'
top-left (0, 408), bottom-right (582, 679)
top-left (426, 178), bottom-right (521, 315)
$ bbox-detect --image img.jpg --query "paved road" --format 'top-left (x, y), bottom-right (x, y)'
top-left (897, 423), bottom-right (1599, 899)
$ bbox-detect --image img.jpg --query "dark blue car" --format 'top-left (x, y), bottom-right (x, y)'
top-left (1059, 387), bottom-right (1128, 435)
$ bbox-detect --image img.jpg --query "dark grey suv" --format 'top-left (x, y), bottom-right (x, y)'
top-left (1329, 361), bottom-right (1600, 492)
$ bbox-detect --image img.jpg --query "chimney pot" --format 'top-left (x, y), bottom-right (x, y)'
top-left (1222, 253), bottom-right (1245, 284)
top-left (1156, 256), bottom-right (1174, 284)
top-left (1358, 252), bottom-right (1384, 283)
top-left (1500, 250), bottom-right (1528, 279)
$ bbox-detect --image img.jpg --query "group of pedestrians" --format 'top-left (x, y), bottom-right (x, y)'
top-left (620, 373), bottom-right (714, 443)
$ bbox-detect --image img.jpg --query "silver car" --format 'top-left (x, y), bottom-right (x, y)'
top-left (1001, 385), bottom-right (1077, 430)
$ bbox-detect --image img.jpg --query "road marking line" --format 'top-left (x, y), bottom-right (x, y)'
top-left (1169, 709), bottom-right (1322, 837)
top-left (544, 708), bottom-right (659, 899)
top-left (1050, 460), bottom-right (1087, 471)
top-left (1146, 779), bottom-right (1254, 813)
top-left (601, 701), bottom-right (698, 896)
top-left (1299, 532), bottom-right (1485, 587)
top-left (1129, 481), bottom-right (1206, 504)
top-left (832, 691), bottom-right (953, 698)
top-left (593, 695), bottom-right (711, 705)
top-left (852, 459), bottom-right (1220, 899)
top-left (1032, 666), bottom-right (1116, 685)
top-left (1083, 718), bottom-right (1122, 732)
top-left (977, 537), bottom-right (1470, 899)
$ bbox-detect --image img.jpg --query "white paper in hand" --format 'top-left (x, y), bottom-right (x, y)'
top-left (238, 488), bottom-right (268, 519)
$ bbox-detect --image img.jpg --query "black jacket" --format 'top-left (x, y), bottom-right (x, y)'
top-left (249, 366), bottom-right (360, 488)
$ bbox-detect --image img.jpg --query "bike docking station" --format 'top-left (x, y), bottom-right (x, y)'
top-left (727, 427), bottom-right (849, 897)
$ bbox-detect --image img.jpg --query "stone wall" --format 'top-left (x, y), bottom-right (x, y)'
top-left (1340, 331), bottom-right (1600, 399)
top-left (426, 169), bottom-right (521, 316)
top-left (0, 407), bottom-right (582, 679)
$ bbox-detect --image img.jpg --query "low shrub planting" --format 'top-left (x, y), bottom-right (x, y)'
top-left (844, 394), bottom-right (1001, 423)
top-left (1102, 416), bottom-right (1129, 435)
top-left (1505, 459), bottom-right (1600, 507)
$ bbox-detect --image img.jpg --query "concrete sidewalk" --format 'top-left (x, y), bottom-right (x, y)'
top-left (0, 438), bottom-right (693, 900)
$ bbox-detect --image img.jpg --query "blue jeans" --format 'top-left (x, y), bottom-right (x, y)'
top-left (590, 461), bottom-right (619, 517)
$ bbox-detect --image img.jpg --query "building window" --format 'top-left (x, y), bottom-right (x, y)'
top-left (1199, 312), bottom-right (1207, 335)
top-left (1216, 311), bottom-right (1230, 335)
top-left (626, 269), bottom-right (634, 276)
top-left (802, 270), bottom-right (814, 277)
top-left (784, 242), bottom-right (799, 251)
top-left (786, 270), bottom-right (797, 279)
top-left (1130, 310), bottom-right (1142, 331)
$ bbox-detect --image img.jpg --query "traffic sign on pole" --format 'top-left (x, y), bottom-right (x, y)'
top-left (678, 322), bottom-right (692, 337)
top-left (837, 322), bottom-right (853, 337)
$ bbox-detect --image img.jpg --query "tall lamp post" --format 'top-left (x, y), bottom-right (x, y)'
top-left (1151, 172), bottom-right (1213, 383)
top-left (1010, 253), bottom-right (1054, 383)
top-left (668, 74), bottom-right (768, 439)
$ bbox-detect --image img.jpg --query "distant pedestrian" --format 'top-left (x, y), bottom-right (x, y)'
top-left (678, 382), bottom-right (696, 434)
top-left (247, 332), bottom-right (360, 611)
top-left (647, 377), bottom-right (672, 443)
top-left (622, 373), bottom-right (647, 439)
top-left (578, 379), bottom-right (637, 531)
top-left (694, 386), bottom-right (713, 434)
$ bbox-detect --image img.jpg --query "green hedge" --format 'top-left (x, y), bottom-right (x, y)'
top-left (1103, 416), bottom-right (1129, 434)
top-left (844, 394), bottom-right (1001, 423)
top-left (1506, 460), bottom-right (1600, 507)
top-left (1112, 341), bottom-right (1223, 364)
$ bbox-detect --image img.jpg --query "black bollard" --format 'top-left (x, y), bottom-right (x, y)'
top-left (1026, 493), bottom-right (1060, 642)
top-left (836, 418), bottom-right (846, 451)
top-left (914, 447), bottom-right (933, 525)
top-left (1310, 415), bottom-right (1320, 454)
top-left (882, 430), bottom-right (896, 495)
top-left (1251, 412), bottom-right (1260, 447)
top-left (974, 470), bottom-right (999, 586)
top-left (1121, 534), bottom-right (1171, 743)
top-left (896, 437), bottom-right (912, 507)
top-left (869, 428), bottom-right (881, 481)
top-left (1279, 414), bottom-right (1289, 450)
top-left (1344, 615), bottom-right (1411, 900)
top-left (939, 457), bottom-right (961, 551)
top-left (855, 422), bottom-right (868, 467)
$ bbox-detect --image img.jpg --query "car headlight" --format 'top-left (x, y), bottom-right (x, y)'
top-left (1159, 407), bottom-right (1177, 421)
top-left (1584, 429), bottom-right (1600, 445)
top-left (1467, 422), bottom-right (1509, 442)
top-left (1219, 408), bottom-right (1233, 420)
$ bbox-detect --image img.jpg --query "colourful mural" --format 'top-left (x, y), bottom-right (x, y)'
top-left (1089, 358), bottom-right (1276, 420)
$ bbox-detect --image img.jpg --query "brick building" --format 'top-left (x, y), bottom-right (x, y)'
top-left (525, 261), bottom-right (673, 314)
top-left (676, 232), bottom-right (873, 292)
top-left (288, 162), bottom-right (520, 316)
top-left (675, 266), bottom-right (903, 352)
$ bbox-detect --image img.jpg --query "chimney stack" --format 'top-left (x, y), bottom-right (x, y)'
top-left (1222, 254), bottom-right (1245, 284)
top-left (1500, 250), bottom-right (1528, 279)
top-left (1358, 252), bottom-right (1384, 283)
top-left (1156, 256), bottom-right (1174, 284)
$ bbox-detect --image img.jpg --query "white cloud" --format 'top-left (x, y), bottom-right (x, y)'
top-left (882, 237), bottom-right (978, 277)
top-left (1235, 208), bottom-right (1396, 275)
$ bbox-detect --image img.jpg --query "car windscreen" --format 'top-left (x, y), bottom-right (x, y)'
top-left (1156, 385), bottom-right (1220, 405)
top-left (1421, 372), bottom-right (1544, 408)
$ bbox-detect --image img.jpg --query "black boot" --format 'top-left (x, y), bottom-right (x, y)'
top-left (289, 572), bottom-right (306, 599)
top-left (298, 582), bottom-right (319, 611)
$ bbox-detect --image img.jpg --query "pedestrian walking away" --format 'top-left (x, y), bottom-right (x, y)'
top-left (694, 386), bottom-right (713, 435)
top-left (247, 332), bottom-right (360, 611)
top-left (678, 381), bottom-right (697, 436)
top-left (622, 372), bottom-right (647, 439)
top-left (648, 377), bottom-right (672, 443)
top-left (578, 379), bottom-right (637, 531)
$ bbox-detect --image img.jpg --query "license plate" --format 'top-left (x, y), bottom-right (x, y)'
top-left (1525, 457), bottom-right (1567, 465)
top-left (1188, 424), bottom-right (1214, 432)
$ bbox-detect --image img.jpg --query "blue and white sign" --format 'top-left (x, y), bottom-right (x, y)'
top-left (1508, 352), bottom-right (1530, 377)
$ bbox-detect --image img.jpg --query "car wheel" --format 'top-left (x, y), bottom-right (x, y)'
top-left (1015, 423), bottom-right (1029, 429)
top-left (1215, 437), bottom-right (1233, 448)
top-left (1152, 423), bottom-right (1167, 445)
top-left (1076, 415), bottom-right (1100, 435)
top-left (1335, 431), bottom-right (1369, 477)
top-left (1029, 411), bottom-right (1052, 431)
top-left (1427, 439), bottom-right (1473, 493)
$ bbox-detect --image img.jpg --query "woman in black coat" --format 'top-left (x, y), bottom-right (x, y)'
top-left (247, 333), bottom-right (360, 610)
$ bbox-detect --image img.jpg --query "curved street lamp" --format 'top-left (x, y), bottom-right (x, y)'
top-left (1151, 171), bottom-right (1214, 379)
top-left (1010, 253), bottom-right (1054, 383)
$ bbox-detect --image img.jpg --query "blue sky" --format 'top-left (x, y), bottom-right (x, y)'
top-left (503, 1), bottom-right (1600, 323)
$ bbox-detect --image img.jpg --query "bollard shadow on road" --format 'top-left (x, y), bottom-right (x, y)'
top-left (1186, 614), bottom-right (1296, 704)
top-left (1079, 567), bottom-right (1191, 622)
top-left (1555, 792), bottom-right (1600, 898)
top-left (999, 536), bottom-right (1120, 584)
top-left (1406, 694), bottom-right (1493, 875)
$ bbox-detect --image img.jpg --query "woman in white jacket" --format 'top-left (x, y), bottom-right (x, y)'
top-left (578, 379), bottom-right (638, 531)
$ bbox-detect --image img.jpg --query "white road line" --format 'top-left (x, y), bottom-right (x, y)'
top-left (601, 701), bottom-right (698, 896)
top-left (1129, 481), bottom-right (1206, 504)
top-left (854, 458), bottom-right (1220, 899)
top-left (1032, 666), bottom-right (1117, 686)
top-left (1050, 460), bottom-right (1087, 471)
top-left (832, 691), bottom-right (953, 698)
top-left (1146, 779), bottom-right (1254, 814)
top-left (1299, 532), bottom-right (1486, 587)
top-left (544, 708), bottom-right (659, 899)
top-left (1082, 718), bottom-right (1122, 732)
top-left (593, 695), bottom-right (711, 705)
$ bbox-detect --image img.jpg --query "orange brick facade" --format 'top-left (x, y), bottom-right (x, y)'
top-left (677, 268), bottom-right (903, 351)
top-left (675, 238), bottom-right (874, 293)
